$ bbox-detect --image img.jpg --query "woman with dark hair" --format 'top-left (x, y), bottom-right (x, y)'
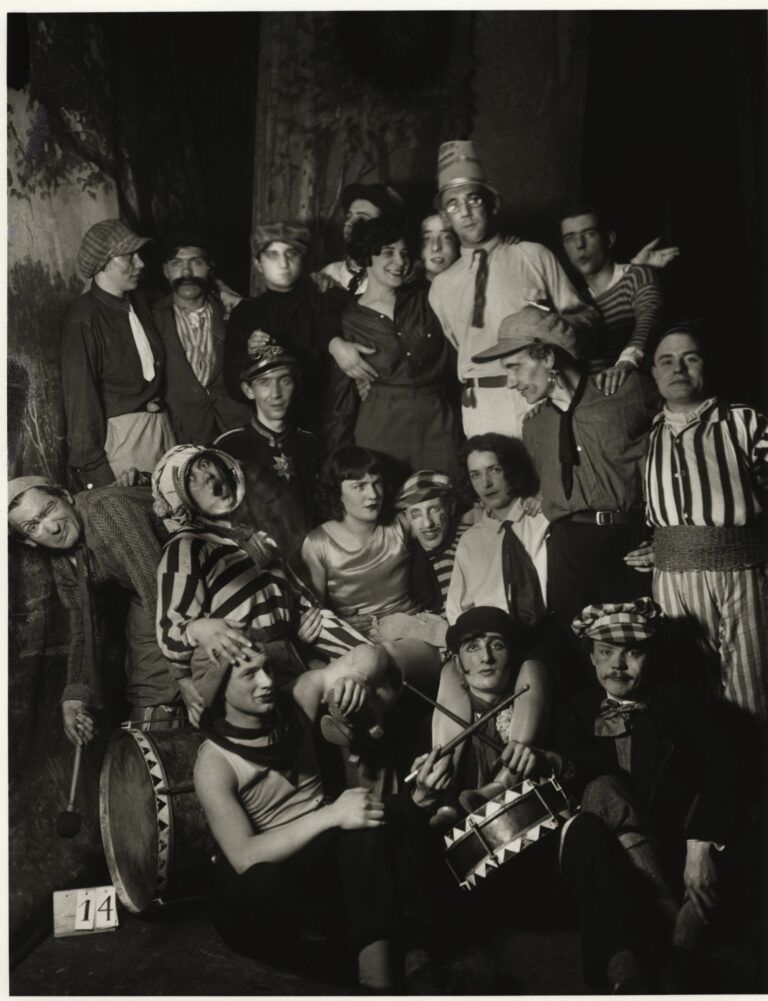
top-left (326, 217), bottom-right (462, 479)
top-left (301, 445), bottom-right (418, 636)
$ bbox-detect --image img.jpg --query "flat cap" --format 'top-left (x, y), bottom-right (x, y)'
top-left (76, 219), bottom-right (151, 280)
top-left (395, 470), bottom-right (453, 510)
top-left (472, 305), bottom-right (579, 364)
top-left (240, 343), bottom-right (300, 383)
top-left (251, 222), bottom-right (311, 258)
top-left (446, 606), bottom-right (517, 654)
top-left (8, 475), bottom-right (57, 509)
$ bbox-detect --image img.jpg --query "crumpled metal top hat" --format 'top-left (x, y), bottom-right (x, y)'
top-left (436, 140), bottom-right (499, 200)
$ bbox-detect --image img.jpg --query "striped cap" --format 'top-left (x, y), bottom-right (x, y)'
top-left (472, 305), bottom-right (579, 364)
top-left (251, 222), bottom-right (311, 258)
top-left (395, 470), bottom-right (453, 510)
top-left (571, 598), bottom-right (665, 645)
top-left (76, 219), bottom-right (151, 280)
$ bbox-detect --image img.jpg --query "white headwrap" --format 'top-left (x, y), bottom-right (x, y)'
top-left (151, 444), bottom-right (245, 533)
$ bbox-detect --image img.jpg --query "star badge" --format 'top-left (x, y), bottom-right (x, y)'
top-left (272, 451), bottom-right (294, 481)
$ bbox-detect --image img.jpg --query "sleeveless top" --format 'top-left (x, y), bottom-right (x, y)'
top-left (198, 723), bottom-right (324, 833)
top-left (302, 519), bottom-right (418, 619)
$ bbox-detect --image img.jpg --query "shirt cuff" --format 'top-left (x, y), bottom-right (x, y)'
top-left (687, 838), bottom-right (725, 852)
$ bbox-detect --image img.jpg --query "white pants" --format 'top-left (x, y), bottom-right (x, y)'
top-left (654, 565), bottom-right (768, 718)
top-left (105, 411), bottom-right (176, 479)
top-left (461, 385), bottom-right (532, 440)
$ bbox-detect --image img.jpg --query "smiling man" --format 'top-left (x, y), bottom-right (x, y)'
top-left (8, 475), bottom-right (189, 743)
top-left (428, 141), bottom-right (597, 439)
top-left (446, 433), bottom-right (548, 627)
top-left (644, 324), bottom-right (768, 717)
top-left (62, 219), bottom-right (175, 489)
top-left (152, 231), bottom-right (249, 445)
top-left (215, 345), bottom-right (324, 566)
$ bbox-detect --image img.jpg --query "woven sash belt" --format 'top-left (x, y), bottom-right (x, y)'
top-left (654, 522), bottom-right (768, 572)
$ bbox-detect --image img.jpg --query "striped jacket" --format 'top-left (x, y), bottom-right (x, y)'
top-left (645, 399), bottom-right (768, 527)
top-left (157, 526), bottom-right (368, 672)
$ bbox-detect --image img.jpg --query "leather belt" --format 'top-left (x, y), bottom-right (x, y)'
top-left (571, 510), bottom-right (645, 527)
top-left (464, 376), bottom-right (507, 389)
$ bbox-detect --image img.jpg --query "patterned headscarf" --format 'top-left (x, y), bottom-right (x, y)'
top-left (151, 444), bottom-right (245, 533)
top-left (395, 469), bottom-right (453, 510)
top-left (571, 597), bottom-right (665, 645)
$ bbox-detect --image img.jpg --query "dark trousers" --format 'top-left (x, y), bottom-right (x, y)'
top-left (208, 797), bottom-right (434, 966)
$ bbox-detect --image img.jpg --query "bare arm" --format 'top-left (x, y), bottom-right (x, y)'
top-left (289, 643), bottom-right (389, 722)
top-left (194, 746), bottom-right (384, 873)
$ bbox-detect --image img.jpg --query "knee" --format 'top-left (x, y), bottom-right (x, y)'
top-left (559, 811), bottom-right (616, 874)
top-left (581, 774), bottom-right (640, 831)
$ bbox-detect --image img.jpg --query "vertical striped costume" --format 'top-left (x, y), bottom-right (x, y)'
top-left (645, 398), bottom-right (768, 716)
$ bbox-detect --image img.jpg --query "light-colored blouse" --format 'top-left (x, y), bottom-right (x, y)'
top-left (301, 519), bottom-right (418, 620)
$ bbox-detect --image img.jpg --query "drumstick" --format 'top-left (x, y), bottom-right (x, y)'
top-left (404, 684), bottom-right (530, 785)
top-left (402, 681), bottom-right (503, 753)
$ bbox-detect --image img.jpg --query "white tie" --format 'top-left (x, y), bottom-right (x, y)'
top-left (128, 305), bottom-right (156, 382)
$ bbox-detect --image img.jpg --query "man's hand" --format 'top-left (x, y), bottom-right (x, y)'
top-left (521, 493), bottom-right (543, 518)
top-left (329, 337), bottom-right (379, 381)
top-left (247, 330), bottom-right (272, 356)
top-left (216, 279), bottom-right (245, 321)
top-left (623, 539), bottom-right (655, 573)
top-left (631, 236), bottom-right (681, 269)
top-left (594, 360), bottom-right (634, 396)
top-left (411, 746), bottom-right (454, 807)
top-left (297, 606), bottom-right (324, 645)
top-left (62, 700), bottom-right (96, 747)
top-left (309, 270), bottom-right (341, 292)
top-left (501, 234), bottom-right (522, 246)
top-left (327, 676), bottom-right (368, 718)
top-left (115, 467), bottom-right (150, 487)
top-left (683, 840), bottom-right (719, 922)
top-left (330, 787), bottom-right (386, 830)
top-left (499, 740), bottom-right (553, 780)
top-left (186, 618), bottom-right (253, 666)
top-left (177, 677), bottom-right (205, 727)
top-left (355, 377), bottom-right (372, 402)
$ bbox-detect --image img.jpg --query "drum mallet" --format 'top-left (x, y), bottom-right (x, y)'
top-left (57, 743), bottom-right (83, 838)
top-left (404, 684), bottom-right (529, 784)
top-left (401, 681), bottom-right (503, 753)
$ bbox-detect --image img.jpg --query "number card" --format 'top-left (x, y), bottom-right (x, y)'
top-left (53, 886), bottom-right (119, 938)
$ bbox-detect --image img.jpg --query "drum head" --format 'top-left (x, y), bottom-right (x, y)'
top-left (100, 730), bottom-right (160, 913)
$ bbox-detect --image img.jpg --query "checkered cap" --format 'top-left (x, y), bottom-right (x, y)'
top-left (250, 222), bottom-right (311, 258)
top-left (76, 219), bottom-right (151, 280)
top-left (395, 470), bottom-right (454, 510)
top-left (240, 343), bottom-right (299, 383)
top-left (472, 305), bottom-right (579, 364)
top-left (571, 598), bottom-right (665, 645)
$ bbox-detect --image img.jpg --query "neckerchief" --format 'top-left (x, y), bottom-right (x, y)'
top-left (199, 692), bottom-right (305, 768)
top-left (594, 696), bottom-right (648, 738)
top-left (501, 520), bottom-right (546, 627)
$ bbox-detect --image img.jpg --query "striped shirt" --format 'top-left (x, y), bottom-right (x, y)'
top-left (428, 521), bottom-right (470, 609)
top-left (590, 264), bottom-right (664, 371)
top-left (157, 526), bottom-right (368, 666)
top-left (645, 398), bottom-right (768, 527)
top-left (173, 301), bottom-right (214, 386)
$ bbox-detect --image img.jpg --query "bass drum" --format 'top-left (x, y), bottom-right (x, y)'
top-left (99, 726), bottom-right (215, 914)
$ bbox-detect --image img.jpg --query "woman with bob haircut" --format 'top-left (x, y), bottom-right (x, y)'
top-left (327, 217), bottom-right (462, 480)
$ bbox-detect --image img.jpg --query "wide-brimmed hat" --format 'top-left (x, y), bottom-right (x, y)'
top-left (240, 344), bottom-right (300, 384)
top-left (435, 140), bottom-right (499, 204)
top-left (472, 305), bottom-right (580, 364)
top-left (250, 222), bottom-right (311, 258)
top-left (76, 219), bottom-right (151, 280)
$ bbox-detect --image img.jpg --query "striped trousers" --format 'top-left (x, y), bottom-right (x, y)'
top-left (653, 566), bottom-right (768, 718)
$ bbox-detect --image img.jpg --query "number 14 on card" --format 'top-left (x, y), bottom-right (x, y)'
top-left (53, 886), bottom-right (119, 937)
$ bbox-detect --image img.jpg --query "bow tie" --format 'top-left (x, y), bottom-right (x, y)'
top-left (595, 697), bottom-right (648, 738)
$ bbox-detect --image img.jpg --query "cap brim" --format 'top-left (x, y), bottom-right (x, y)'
top-left (471, 339), bottom-right (527, 364)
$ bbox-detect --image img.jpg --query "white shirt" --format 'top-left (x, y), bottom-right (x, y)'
top-left (446, 500), bottom-right (549, 624)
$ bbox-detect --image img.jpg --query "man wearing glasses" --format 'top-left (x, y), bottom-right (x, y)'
top-left (428, 141), bottom-right (596, 438)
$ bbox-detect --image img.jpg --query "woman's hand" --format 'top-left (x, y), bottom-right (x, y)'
top-left (411, 746), bottom-right (454, 807)
top-left (623, 539), bottom-right (655, 573)
top-left (247, 330), bottom-right (273, 356)
top-left (297, 606), bottom-right (324, 645)
top-left (499, 740), bottom-right (551, 780)
top-left (329, 337), bottom-right (378, 381)
top-left (186, 618), bottom-right (253, 666)
top-left (62, 700), bottom-right (96, 747)
top-left (327, 675), bottom-right (368, 718)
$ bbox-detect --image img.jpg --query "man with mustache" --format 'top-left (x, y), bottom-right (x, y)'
top-left (153, 231), bottom-right (250, 445)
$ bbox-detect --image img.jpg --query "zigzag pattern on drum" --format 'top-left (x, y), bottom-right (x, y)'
top-left (157, 527), bottom-right (368, 667)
